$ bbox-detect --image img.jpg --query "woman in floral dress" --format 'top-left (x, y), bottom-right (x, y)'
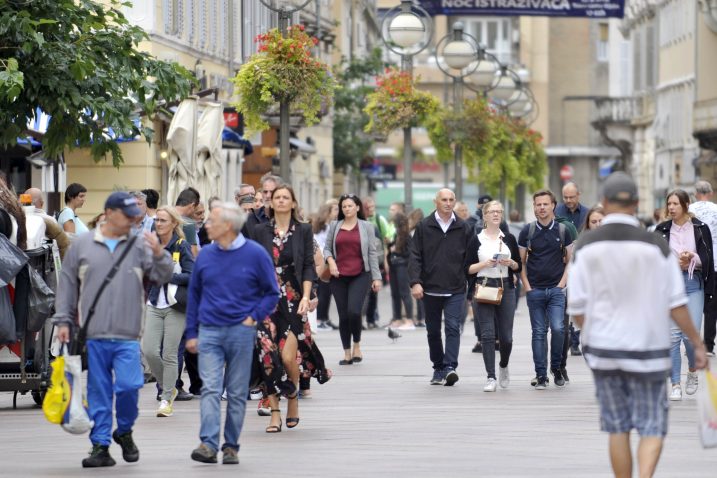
top-left (254, 184), bottom-right (330, 433)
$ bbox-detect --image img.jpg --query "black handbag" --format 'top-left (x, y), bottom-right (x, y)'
top-left (70, 236), bottom-right (137, 369)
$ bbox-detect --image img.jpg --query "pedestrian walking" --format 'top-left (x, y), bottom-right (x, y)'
top-left (254, 185), bottom-right (330, 433)
top-left (387, 212), bottom-right (415, 330)
top-left (466, 200), bottom-right (521, 392)
top-left (567, 172), bottom-right (708, 478)
top-left (655, 189), bottom-right (714, 400)
top-left (408, 208), bottom-right (426, 328)
top-left (323, 194), bottom-right (382, 365)
top-left (364, 196), bottom-right (392, 328)
top-left (409, 188), bottom-right (475, 386)
top-left (313, 199), bottom-right (340, 330)
top-left (141, 206), bottom-right (194, 418)
top-left (57, 182), bottom-right (88, 236)
top-left (243, 173), bottom-right (281, 238)
top-left (689, 180), bottom-right (717, 357)
top-left (53, 191), bottom-right (173, 468)
top-left (185, 202), bottom-right (279, 465)
top-left (555, 182), bottom-right (588, 230)
top-left (518, 189), bottom-right (573, 389)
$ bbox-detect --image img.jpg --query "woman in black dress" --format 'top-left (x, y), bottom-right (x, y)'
top-left (254, 184), bottom-right (329, 433)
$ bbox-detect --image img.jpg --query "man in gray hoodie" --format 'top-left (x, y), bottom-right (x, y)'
top-left (54, 191), bottom-right (173, 468)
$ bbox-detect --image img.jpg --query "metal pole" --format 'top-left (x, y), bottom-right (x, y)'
top-left (402, 54), bottom-right (413, 211)
top-left (279, 8), bottom-right (291, 183)
top-left (454, 76), bottom-right (464, 200)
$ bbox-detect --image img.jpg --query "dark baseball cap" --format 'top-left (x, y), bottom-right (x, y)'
top-left (478, 195), bottom-right (492, 205)
top-left (602, 172), bottom-right (638, 203)
top-left (105, 191), bottom-right (142, 217)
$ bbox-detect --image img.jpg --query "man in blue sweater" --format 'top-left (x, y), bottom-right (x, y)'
top-left (185, 202), bottom-right (279, 465)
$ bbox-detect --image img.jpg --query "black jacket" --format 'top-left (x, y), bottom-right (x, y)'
top-left (242, 207), bottom-right (269, 240)
top-left (254, 220), bottom-right (317, 287)
top-left (655, 218), bottom-right (715, 296)
top-left (408, 212), bottom-right (475, 295)
top-left (466, 232), bottom-right (522, 297)
top-left (147, 233), bottom-right (194, 310)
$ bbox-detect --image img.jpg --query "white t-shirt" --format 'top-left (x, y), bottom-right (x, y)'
top-left (689, 200), bottom-right (717, 271)
top-left (57, 207), bottom-right (89, 235)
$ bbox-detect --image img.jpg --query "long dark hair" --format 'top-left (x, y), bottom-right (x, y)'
top-left (338, 194), bottom-right (365, 221)
top-left (267, 184), bottom-right (303, 223)
top-left (312, 203), bottom-right (332, 234)
top-left (408, 208), bottom-right (424, 231)
top-left (581, 206), bottom-right (604, 232)
top-left (393, 212), bottom-right (409, 254)
top-left (0, 178), bottom-right (27, 249)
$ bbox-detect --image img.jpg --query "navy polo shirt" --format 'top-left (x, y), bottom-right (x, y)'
top-left (555, 203), bottom-right (588, 231)
top-left (518, 220), bottom-right (573, 289)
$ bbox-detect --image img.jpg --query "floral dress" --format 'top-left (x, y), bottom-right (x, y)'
top-left (268, 221), bottom-right (331, 384)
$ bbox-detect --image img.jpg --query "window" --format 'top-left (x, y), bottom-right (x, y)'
top-left (460, 17), bottom-right (514, 64)
top-left (596, 22), bottom-right (608, 62)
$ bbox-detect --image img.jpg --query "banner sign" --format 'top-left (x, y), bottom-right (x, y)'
top-left (418, 0), bottom-right (625, 18)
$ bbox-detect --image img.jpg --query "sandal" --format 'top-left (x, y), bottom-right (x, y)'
top-left (339, 359), bottom-right (353, 365)
top-left (265, 410), bottom-right (282, 433)
top-left (352, 355), bottom-right (363, 363)
top-left (286, 394), bottom-right (300, 429)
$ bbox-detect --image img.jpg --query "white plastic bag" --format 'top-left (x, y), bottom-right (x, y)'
top-left (166, 261), bottom-right (182, 306)
top-left (697, 369), bottom-right (717, 448)
top-left (307, 309), bottom-right (317, 334)
top-left (61, 353), bottom-right (94, 434)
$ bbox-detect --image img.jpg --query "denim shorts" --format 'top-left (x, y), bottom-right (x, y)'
top-left (593, 372), bottom-right (669, 437)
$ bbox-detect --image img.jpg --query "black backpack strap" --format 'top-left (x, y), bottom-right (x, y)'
top-left (74, 235), bottom-right (138, 348)
top-left (526, 221), bottom-right (537, 252)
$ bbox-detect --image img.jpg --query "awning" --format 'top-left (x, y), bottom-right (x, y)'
top-left (289, 137), bottom-right (316, 154)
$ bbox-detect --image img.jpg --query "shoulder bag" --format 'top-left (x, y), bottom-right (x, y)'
top-left (473, 238), bottom-right (504, 305)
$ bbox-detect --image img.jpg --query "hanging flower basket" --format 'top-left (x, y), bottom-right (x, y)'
top-left (231, 25), bottom-right (337, 134)
top-left (364, 67), bottom-right (439, 136)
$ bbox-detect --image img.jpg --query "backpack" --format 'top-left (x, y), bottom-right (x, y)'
top-left (526, 220), bottom-right (568, 263)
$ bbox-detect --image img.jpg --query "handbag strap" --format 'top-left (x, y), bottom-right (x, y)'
top-left (78, 235), bottom-right (138, 341)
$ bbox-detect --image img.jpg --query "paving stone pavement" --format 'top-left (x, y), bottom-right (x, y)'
top-left (1, 289), bottom-right (715, 477)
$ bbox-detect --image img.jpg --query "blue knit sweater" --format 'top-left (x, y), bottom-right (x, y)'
top-left (185, 239), bottom-right (279, 340)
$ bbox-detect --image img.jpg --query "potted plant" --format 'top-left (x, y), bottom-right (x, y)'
top-left (232, 25), bottom-right (337, 134)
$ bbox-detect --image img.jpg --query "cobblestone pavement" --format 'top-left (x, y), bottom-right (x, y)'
top-left (1, 289), bottom-right (714, 477)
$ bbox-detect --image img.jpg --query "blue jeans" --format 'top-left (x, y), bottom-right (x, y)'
top-left (670, 272), bottom-right (704, 384)
top-left (87, 339), bottom-right (144, 446)
top-left (526, 287), bottom-right (566, 377)
top-left (198, 322), bottom-right (255, 452)
top-left (423, 293), bottom-right (464, 371)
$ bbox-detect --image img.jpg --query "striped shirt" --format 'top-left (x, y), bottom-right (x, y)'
top-left (567, 213), bottom-right (687, 379)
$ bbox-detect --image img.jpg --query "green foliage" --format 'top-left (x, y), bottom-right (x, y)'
top-left (364, 67), bottom-right (440, 137)
top-left (231, 25), bottom-right (337, 134)
top-left (426, 97), bottom-right (546, 200)
top-left (332, 48), bottom-right (384, 172)
top-left (0, 0), bottom-right (196, 167)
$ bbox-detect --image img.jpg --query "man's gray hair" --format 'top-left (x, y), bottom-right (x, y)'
top-left (129, 190), bottom-right (147, 201)
top-left (234, 183), bottom-right (253, 197)
top-left (260, 173), bottom-right (283, 188)
top-left (695, 180), bottom-right (713, 195)
top-left (215, 202), bottom-right (247, 233)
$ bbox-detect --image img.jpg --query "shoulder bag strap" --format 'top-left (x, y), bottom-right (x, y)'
top-left (77, 235), bottom-right (138, 342)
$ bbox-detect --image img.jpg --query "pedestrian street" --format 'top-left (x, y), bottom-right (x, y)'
top-left (1, 289), bottom-right (714, 477)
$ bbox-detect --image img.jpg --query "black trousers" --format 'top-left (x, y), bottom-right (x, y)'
top-left (317, 280), bottom-right (332, 322)
top-left (176, 333), bottom-right (202, 394)
top-left (389, 261), bottom-right (413, 320)
top-left (331, 272), bottom-right (371, 350)
top-left (705, 293), bottom-right (717, 352)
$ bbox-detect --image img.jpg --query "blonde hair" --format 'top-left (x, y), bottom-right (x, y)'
top-left (156, 206), bottom-right (186, 239)
top-left (482, 200), bottom-right (504, 216)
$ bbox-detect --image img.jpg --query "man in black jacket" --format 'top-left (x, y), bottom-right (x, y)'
top-left (409, 189), bottom-right (475, 386)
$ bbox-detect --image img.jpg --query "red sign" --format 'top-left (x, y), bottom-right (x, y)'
top-left (560, 165), bottom-right (574, 182)
top-left (223, 111), bottom-right (239, 128)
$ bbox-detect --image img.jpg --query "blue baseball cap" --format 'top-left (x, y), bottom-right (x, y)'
top-left (105, 191), bottom-right (142, 217)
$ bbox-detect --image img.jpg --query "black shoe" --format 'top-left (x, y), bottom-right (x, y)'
top-left (444, 369), bottom-right (459, 386)
top-left (472, 342), bottom-right (483, 353)
top-left (191, 443), bottom-right (217, 463)
top-left (156, 393), bottom-right (161, 402)
top-left (326, 320), bottom-right (340, 330)
top-left (531, 375), bottom-right (550, 387)
top-left (570, 345), bottom-right (582, 356)
top-left (339, 359), bottom-right (353, 365)
top-left (82, 444), bottom-right (116, 468)
top-left (560, 367), bottom-right (570, 384)
top-left (535, 376), bottom-right (548, 390)
top-left (112, 430), bottom-right (139, 463)
top-left (175, 388), bottom-right (194, 401)
top-left (317, 321), bottom-right (332, 330)
top-left (551, 369), bottom-right (566, 387)
top-left (415, 321), bottom-right (426, 328)
top-left (367, 322), bottom-right (378, 330)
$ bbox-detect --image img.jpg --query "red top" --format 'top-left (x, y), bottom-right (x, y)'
top-left (335, 225), bottom-right (364, 276)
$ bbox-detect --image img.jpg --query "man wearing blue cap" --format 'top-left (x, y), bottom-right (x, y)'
top-left (54, 191), bottom-right (174, 468)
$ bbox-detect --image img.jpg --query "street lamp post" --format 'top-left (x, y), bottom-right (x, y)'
top-left (434, 22), bottom-right (480, 200)
top-left (381, 0), bottom-right (432, 211)
top-left (259, 0), bottom-right (313, 184)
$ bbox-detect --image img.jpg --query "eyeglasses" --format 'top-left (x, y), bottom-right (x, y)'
top-left (486, 210), bottom-right (503, 215)
top-left (155, 218), bottom-right (170, 224)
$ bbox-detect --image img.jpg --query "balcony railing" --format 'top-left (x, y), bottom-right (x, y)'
top-left (593, 97), bottom-right (636, 125)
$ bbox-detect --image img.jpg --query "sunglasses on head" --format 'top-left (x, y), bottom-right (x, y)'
top-left (341, 194), bottom-right (358, 200)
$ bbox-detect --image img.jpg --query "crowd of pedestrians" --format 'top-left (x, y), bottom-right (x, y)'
top-left (1, 167), bottom-right (713, 476)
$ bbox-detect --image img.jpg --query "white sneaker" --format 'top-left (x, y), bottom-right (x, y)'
top-left (669, 384), bottom-right (682, 401)
top-left (483, 378), bottom-right (497, 392)
top-left (498, 367), bottom-right (510, 388)
top-left (685, 372), bottom-right (699, 395)
top-left (157, 400), bottom-right (173, 417)
top-left (398, 322), bottom-right (416, 331)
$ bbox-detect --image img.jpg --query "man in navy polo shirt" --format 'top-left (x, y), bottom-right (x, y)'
top-left (555, 182), bottom-right (588, 230)
top-left (519, 190), bottom-right (573, 390)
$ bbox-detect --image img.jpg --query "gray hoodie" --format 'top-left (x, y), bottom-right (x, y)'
top-left (53, 229), bottom-right (173, 340)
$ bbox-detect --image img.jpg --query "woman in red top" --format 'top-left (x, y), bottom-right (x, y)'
top-left (324, 195), bottom-right (382, 365)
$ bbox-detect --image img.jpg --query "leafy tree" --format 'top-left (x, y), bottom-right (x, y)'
top-left (332, 48), bottom-right (384, 172)
top-left (0, 0), bottom-right (195, 167)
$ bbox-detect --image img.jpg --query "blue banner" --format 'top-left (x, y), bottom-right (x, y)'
top-left (419, 0), bottom-right (625, 18)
